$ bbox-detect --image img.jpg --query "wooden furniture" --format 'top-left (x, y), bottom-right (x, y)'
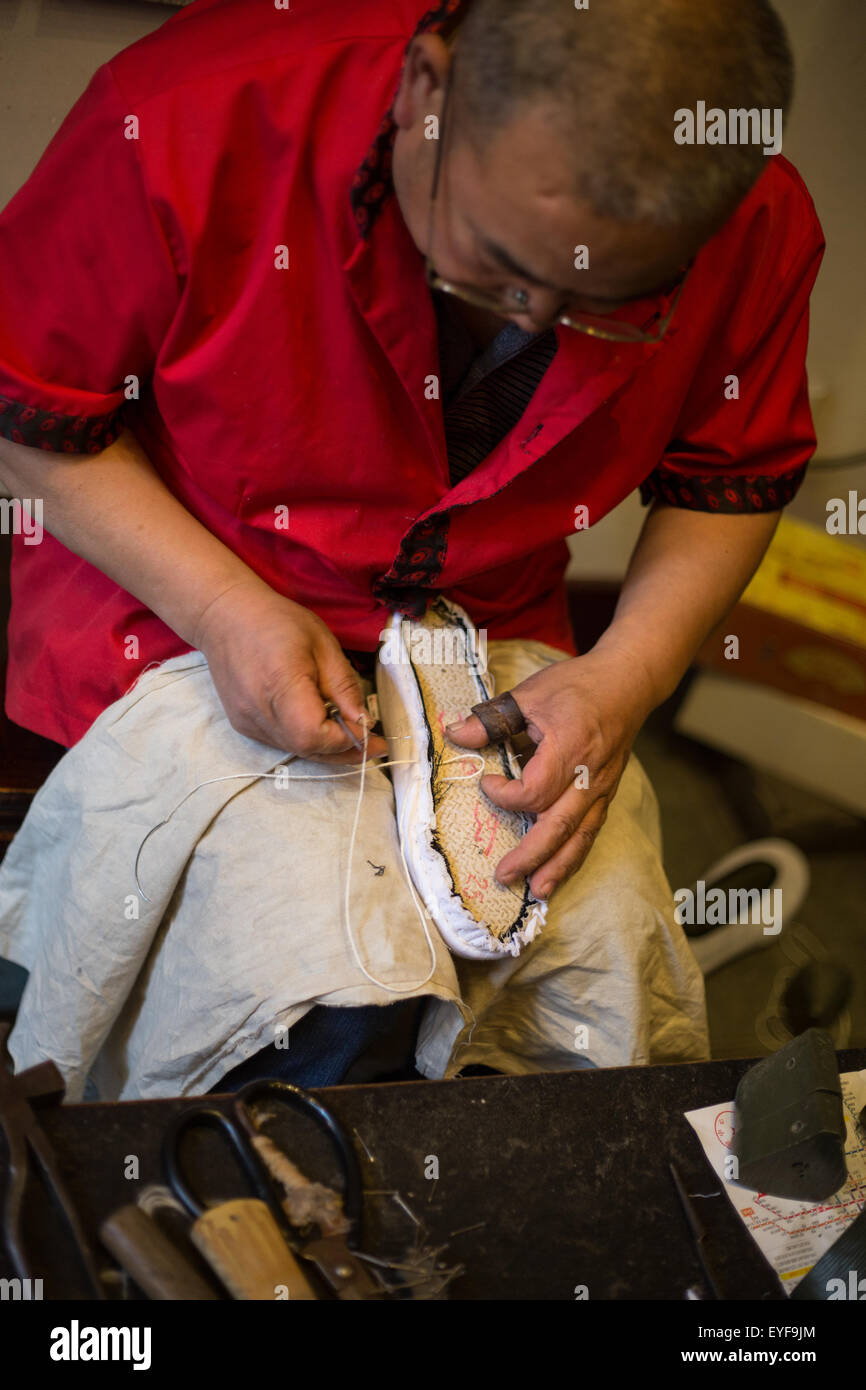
top-left (5, 1049), bottom-right (866, 1300)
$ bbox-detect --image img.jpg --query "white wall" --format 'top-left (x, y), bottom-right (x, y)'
top-left (782, 0), bottom-right (866, 463)
top-left (1, 0), bottom-right (863, 575)
top-left (0, 1), bottom-right (169, 194)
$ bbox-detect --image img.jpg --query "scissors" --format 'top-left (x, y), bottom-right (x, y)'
top-left (164, 1079), bottom-right (381, 1300)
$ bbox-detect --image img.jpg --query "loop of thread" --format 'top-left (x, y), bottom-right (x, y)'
top-left (131, 731), bottom-right (490, 999)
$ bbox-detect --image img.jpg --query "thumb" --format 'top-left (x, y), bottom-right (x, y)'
top-left (318, 648), bottom-right (388, 755)
top-left (319, 648), bottom-right (367, 725)
top-left (444, 712), bottom-right (491, 749)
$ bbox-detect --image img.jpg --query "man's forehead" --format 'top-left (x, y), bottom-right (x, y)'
top-left (455, 135), bottom-right (695, 298)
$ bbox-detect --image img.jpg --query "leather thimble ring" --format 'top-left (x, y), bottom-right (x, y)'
top-left (469, 691), bottom-right (527, 744)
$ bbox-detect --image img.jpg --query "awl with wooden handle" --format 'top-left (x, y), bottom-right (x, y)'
top-left (189, 1197), bottom-right (318, 1301)
top-left (99, 1204), bottom-right (220, 1301)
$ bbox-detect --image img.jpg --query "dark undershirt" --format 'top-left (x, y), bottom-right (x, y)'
top-left (344, 296), bottom-right (558, 678)
top-left (433, 291), bottom-right (559, 486)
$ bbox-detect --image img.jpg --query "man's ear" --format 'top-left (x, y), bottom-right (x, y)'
top-left (393, 34), bottom-right (451, 132)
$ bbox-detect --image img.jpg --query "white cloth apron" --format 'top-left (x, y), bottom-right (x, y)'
top-left (0, 642), bottom-right (709, 1099)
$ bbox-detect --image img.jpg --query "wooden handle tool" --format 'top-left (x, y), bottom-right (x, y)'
top-left (99, 1204), bottom-right (220, 1301)
top-left (189, 1198), bottom-right (319, 1301)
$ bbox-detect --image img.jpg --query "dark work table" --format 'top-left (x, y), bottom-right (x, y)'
top-left (5, 1048), bottom-right (866, 1301)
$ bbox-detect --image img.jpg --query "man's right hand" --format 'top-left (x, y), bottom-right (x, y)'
top-left (0, 429), bottom-right (385, 763)
top-left (194, 578), bottom-right (388, 761)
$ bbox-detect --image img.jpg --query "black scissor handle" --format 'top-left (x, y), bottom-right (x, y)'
top-left (163, 1105), bottom-right (274, 1220)
top-left (234, 1080), bottom-right (365, 1242)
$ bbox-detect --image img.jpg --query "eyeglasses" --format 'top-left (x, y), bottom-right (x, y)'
top-left (424, 59), bottom-right (688, 344)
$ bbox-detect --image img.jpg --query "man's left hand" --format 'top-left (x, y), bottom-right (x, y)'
top-left (445, 648), bottom-right (654, 902)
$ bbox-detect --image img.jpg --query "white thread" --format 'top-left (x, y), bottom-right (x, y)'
top-left (131, 722), bottom-right (486, 1017)
top-left (134, 751), bottom-right (487, 900)
top-left (439, 752), bottom-right (486, 782)
top-left (121, 660), bottom-right (164, 698)
top-left (343, 713), bottom-right (441, 994)
top-left (133, 756), bottom-right (421, 901)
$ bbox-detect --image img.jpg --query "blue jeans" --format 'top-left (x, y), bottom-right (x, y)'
top-left (212, 999), bottom-right (425, 1092)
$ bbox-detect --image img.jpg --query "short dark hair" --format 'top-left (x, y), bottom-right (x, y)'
top-left (452, 0), bottom-right (794, 227)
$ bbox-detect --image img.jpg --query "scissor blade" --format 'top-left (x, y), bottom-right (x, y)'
top-left (301, 1234), bottom-right (382, 1300)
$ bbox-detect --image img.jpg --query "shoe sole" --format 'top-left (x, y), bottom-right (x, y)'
top-left (375, 597), bottom-right (545, 960)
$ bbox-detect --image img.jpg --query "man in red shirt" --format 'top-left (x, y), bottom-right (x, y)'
top-left (0, 0), bottom-right (823, 1093)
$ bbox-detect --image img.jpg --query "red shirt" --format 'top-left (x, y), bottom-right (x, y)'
top-left (0, 0), bottom-right (825, 747)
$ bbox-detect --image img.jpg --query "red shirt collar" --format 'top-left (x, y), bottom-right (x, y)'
top-left (351, 0), bottom-right (468, 238)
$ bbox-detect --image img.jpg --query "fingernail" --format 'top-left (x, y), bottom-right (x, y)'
top-left (446, 718), bottom-right (466, 732)
top-left (534, 882), bottom-right (553, 901)
top-left (496, 872), bottom-right (516, 887)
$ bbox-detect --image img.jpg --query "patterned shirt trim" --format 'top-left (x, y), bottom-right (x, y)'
top-left (0, 393), bottom-right (124, 454)
top-left (371, 511), bottom-right (451, 617)
top-left (639, 463), bottom-right (808, 513)
top-left (350, 0), bottom-right (467, 239)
